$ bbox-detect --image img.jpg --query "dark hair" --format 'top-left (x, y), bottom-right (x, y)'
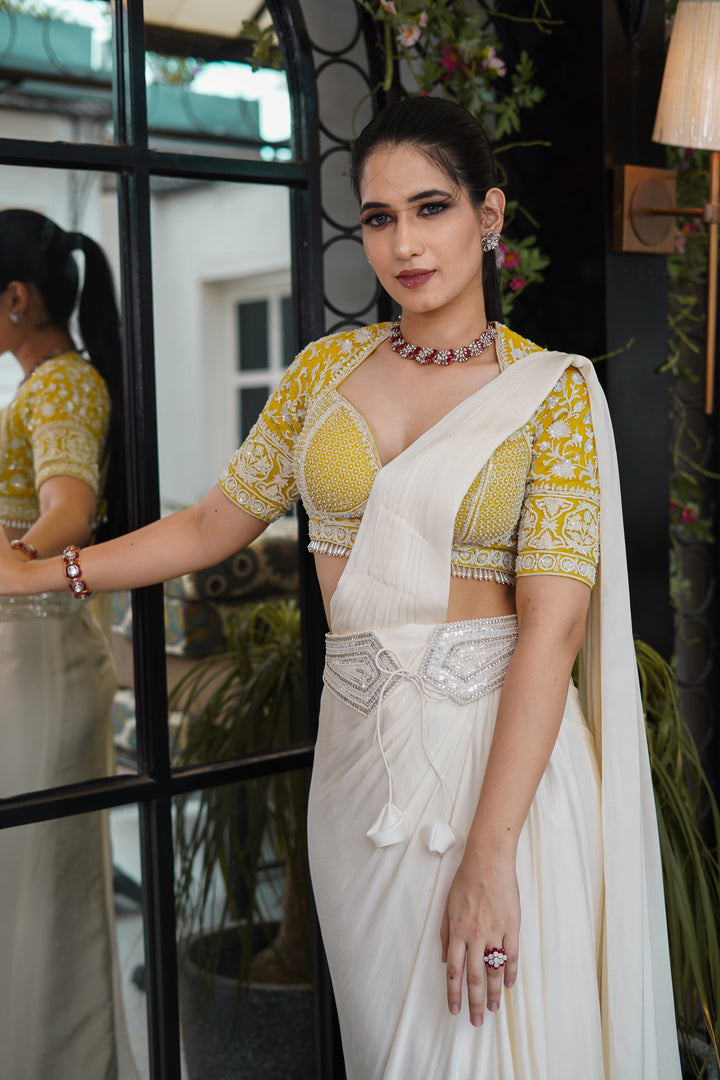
top-left (0, 209), bottom-right (125, 540)
top-left (350, 97), bottom-right (503, 322)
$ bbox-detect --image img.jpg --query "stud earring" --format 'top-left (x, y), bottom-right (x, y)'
top-left (482, 231), bottom-right (500, 253)
top-left (9, 311), bottom-right (25, 325)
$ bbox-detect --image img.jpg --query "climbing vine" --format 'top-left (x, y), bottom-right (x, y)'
top-left (661, 2), bottom-right (715, 633)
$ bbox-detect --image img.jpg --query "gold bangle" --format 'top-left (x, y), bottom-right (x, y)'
top-left (10, 539), bottom-right (38, 560)
top-left (62, 545), bottom-right (92, 598)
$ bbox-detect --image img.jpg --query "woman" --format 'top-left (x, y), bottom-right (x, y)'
top-left (0, 102), bottom-right (680, 1078)
top-left (0, 209), bottom-right (138, 1078)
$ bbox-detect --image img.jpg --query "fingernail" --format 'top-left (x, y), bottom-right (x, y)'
top-left (506, 979), bottom-right (515, 989)
top-left (450, 1004), bottom-right (460, 1015)
top-left (471, 1013), bottom-right (483, 1027)
top-left (488, 1001), bottom-right (499, 1012)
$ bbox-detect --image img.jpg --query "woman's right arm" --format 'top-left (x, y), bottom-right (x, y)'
top-left (0, 484), bottom-right (268, 596)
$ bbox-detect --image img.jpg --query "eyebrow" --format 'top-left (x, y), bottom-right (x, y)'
top-left (360, 189), bottom-right (453, 214)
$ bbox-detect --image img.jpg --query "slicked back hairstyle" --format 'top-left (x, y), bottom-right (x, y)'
top-left (350, 97), bottom-right (502, 321)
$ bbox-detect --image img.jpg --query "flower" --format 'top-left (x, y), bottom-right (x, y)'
top-left (681, 507), bottom-right (698, 524)
top-left (508, 276), bottom-right (525, 292)
top-left (483, 46), bottom-right (506, 78)
top-left (439, 45), bottom-right (461, 77)
top-left (674, 233), bottom-right (686, 255)
top-left (503, 246), bottom-right (521, 269)
top-left (397, 23), bottom-right (422, 47)
top-left (379, 0), bottom-right (396, 12)
top-left (418, 10), bottom-right (428, 27)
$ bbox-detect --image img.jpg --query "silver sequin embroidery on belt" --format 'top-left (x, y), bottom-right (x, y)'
top-left (323, 615), bottom-right (519, 856)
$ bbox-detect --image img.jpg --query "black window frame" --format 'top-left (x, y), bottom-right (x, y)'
top-left (0, 0), bottom-right (327, 1076)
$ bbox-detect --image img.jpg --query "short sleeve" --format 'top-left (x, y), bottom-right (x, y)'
top-left (218, 351), bottom-right (310, 522)
top-left (515, 367), bottom-right (600, 587)
top-left (25, 361), bottom-right (110, 493)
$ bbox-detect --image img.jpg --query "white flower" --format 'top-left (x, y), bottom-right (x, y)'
top-left (397, 23), bottom-right (422, 47)
top-left (546, 419), bottom-right (571, 439)
top-left (550, 459), bottom-right (576, 479)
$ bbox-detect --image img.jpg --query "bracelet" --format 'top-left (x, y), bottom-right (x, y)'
top-left (62, 545), bottom-right (92, 598)
top-left (10, 539), bottom-right (38, 560)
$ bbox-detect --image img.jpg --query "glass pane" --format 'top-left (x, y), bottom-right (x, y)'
top-left (174, 775), bottom-right (316, 1078)
top-left (237, 300), bottom-right (268, 371)
top-left (239, 384), bottom-right (270, 441)
top-left (151, 180), bottom-right (291, 506)
top-left (0, 806), bottom-right (147, 1076)
top-left (281, 294), bottom-right (296, 367)
top-left (150, 179), bottom-right (298, 764)
top-left (0, 0), bottom-right (116, 144)
top-left (110, 802), bottom-right (150, 1079)
top-left (0, 170), bottom-right (136, 788)
top-left (143, 2), bottom-right (292, 159)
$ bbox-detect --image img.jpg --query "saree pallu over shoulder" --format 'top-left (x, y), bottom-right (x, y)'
top-left (327, 347), bottom-right (680, 1078)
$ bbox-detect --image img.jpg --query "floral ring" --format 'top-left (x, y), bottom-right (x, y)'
top-left (483, 947), bottom-right (507, 970)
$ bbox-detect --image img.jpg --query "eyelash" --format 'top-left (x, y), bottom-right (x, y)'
top-left (360, 202), bottom-right (450, 228)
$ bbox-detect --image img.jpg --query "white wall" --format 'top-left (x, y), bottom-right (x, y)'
top-left (150, 181), bottom-right (291, 505)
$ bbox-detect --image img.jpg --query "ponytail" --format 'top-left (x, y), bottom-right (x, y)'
top-left (67, 231), bottom-right (126, 543)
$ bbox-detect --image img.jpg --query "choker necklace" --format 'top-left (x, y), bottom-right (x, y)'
top-left (389, 319), bottom-right (497, 366)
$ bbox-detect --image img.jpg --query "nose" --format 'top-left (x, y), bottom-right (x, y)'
top-left (394, 213), bottom-right (423, 260)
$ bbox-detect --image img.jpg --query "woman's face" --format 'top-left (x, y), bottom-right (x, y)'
top-left (358, 144), bottom-right (488, 319)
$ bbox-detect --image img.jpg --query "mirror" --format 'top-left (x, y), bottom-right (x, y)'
top-left (0, 807), bottom-right (146, 1077)
top-left (0, 0), bottom-right (116, 144)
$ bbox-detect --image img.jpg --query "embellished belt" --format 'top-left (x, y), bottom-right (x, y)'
top-left (0, 592), bottom-right (85, 621)
top-left (324, 615), bottom-right (519, 857)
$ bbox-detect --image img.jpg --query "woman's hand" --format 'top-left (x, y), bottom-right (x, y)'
top-left (441, 848), bottom-right (520, 1026)
top-left (0, 523), bottom-right (33, 594)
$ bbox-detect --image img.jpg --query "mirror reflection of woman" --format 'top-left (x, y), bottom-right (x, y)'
top-left (0, 210), bottom-right (138, 1079)
top-left (0, 101), bottom-right (681, 1078)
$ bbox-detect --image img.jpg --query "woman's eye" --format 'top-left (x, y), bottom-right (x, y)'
top-left (361, 212), bottom-right (390, 227)
top-left (420, 202), bottom-right (447, 216)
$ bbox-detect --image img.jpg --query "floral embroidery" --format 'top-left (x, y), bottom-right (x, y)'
top-left (0, 354), bottom-right (110, 528)
top-left (218, 323), bottom-right (600, 588)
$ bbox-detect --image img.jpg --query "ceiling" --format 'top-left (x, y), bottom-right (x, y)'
top-left (142, 0), bottom-right (270, 39)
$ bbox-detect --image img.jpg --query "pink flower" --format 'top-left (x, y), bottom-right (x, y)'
top-left (418, 10), bottom-right (428, 27)
top-left (669, 501), bottom-right (679, 511)
top-left (508, 276), bottom-right (525, 292)
top-left (674, 233), bottom-right (686, 254)
top-left (484, 46), bottom-right (506, 77)
top-left (503, 248), bottom-right (521, 269)
top-left (440, 45), bottom-right (461, 77)
top-left (379, 0), bottom-right (396, 12)
top-left (397, 23), bottom-right (422, 47)
top-left (681, 507), bottom-right (698, 524)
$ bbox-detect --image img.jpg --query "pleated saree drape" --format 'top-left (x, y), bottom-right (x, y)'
top-left (308, 349), bottom-right (680, 1079)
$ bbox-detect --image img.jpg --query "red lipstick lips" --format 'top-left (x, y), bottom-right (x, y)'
top-left (396, 269), bottom-right (435, 289)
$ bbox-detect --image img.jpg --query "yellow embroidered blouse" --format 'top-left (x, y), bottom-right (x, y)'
top-left (0, 352), bottom-right (110, 529)
top-left (219, 323), bottom-right (600, 588)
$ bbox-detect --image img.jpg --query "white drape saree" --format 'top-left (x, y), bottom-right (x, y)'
top-left (307, 349), bottom-right (681, 1079)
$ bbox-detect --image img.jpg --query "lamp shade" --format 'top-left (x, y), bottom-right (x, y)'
top-left (653, 0), bottom-right (720, 151)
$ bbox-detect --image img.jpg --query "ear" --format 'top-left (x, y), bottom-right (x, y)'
top-left (5, 280), bottom-right (30, 318)
top-left (481, 187), bottom-right (505, 236)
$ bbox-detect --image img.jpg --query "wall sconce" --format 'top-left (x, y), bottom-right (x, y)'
top-left (612, 0), bottom-right (720, 413)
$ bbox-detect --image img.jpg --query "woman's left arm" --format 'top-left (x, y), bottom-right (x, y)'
top-left (441, 573), bottom-right (591, 1026)
top-left (11, 476), bottom-right (97, 559)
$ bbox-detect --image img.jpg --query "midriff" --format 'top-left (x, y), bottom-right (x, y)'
top-left (314, 550), bottom-right (516, 631)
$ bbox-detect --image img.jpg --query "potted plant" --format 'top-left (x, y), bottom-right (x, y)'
top-left (170, 598), bottom-right (315, 1079)
top-left (636, 639), bottom-right (720, 1079)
